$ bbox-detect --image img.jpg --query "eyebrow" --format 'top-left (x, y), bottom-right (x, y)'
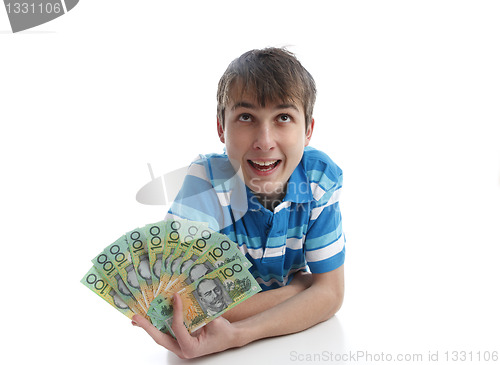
top-left (231, 101), bottom-right (299, 112)
top-left (231, 101), bottom-right (256, 110)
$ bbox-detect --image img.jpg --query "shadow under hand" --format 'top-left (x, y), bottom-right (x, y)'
top-left (165, 316), bottom-right (346, 365)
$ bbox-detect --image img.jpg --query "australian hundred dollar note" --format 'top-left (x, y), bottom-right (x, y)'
top-left (102, 235), bottom-right (149, 312)
top-left (126, 226), bottom-right (155, 306)
top-left (163, 226), bottom-right (221, 292)
top-left (155, 219), bottom-right (183, 295)
top-left (166, 234), bottom-right (247, 293)
top-left (81, 266), bottom-right (137, 319)
top-left (142, 220), bottom-right (168, 295)
top-left (150, 260), bottom-right (261, 334)
top-left (157, 219), bottom-right (209, 293)
top-left (92, 240), bottom-right (147, 316)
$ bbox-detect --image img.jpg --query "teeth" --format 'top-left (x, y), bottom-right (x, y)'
top-left (252, 160), bottom-right (277, 166)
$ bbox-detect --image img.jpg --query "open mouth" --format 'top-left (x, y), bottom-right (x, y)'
top-left (248, 160), bottom-right (281, 173)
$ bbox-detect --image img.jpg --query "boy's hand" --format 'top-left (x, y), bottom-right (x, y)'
top-left (132, 293), bottom-right (239, 359)
top-left (133, 267), bottom-right (344, 359)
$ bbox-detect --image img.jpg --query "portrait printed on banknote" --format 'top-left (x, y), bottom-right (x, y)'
top-left (193, 278), bottom-right (233, 317)
top-left (185, 262), bottom-right (215, 285)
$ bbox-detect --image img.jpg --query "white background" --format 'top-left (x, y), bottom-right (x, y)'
top-left (1, 1), bottom-right (499, 364)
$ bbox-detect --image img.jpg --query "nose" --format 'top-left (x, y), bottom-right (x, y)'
top-left (207, 290), bottom-right (217, 301)
top-left (252, 123), bottom-right (276, 151)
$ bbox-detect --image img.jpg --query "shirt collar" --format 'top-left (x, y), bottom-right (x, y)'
top-left (282, 159), bottom-right (313, 203)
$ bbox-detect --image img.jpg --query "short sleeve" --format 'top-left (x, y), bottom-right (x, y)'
top-left (166, 154), bottom-right (248, 232)
top-left (167, 156), bottom-right (223, 230)
top-left (304, 163), bottom-right (345, 273)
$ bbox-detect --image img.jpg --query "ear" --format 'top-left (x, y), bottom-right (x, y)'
top-left (217, 117), bottom-right (225, 143)
top-left (304, 118), bottom-right (315, 146)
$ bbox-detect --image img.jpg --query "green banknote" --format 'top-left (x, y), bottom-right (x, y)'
top-left (149, 260), bottom-right (261, 334)
top-left (126, 227), bottom-right (155, 306)
top-left (102, 235), bottom-right (149, 312)
top-left (92, 244), bottom-right (146, 316)
top-left (156, 219), bottom-right (184, 295)
top-left (143, 220), bottom-right (168, 295)
top-left (81, 266), bottom-right (137, 319)
top-left (164, 227), bottom-right (220, 291)
top-left (83, 219), bottom-right (261, 336)
top-left (167, 235), bottom-right (248, 293)
top-left (158, 220), bottom-right (209, 293)
top-left (146, 295), bottom-right (175, 337)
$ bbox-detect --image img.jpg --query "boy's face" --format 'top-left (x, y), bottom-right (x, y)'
top-left (217, 92), bottom-right (314, 206)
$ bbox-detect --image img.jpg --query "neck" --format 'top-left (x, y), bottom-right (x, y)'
top-left (254, 190), bottom-right (286, 211)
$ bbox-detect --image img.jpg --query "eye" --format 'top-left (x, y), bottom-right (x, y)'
top-left (238, 113), bottom-right (252, 122)
top-left (277, 114), bottom-right (291, 123)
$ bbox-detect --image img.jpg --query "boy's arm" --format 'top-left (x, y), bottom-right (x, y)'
top-left (221, 270), bottom-right (313, 322)
top-left (234, 266), bottom-right (344, 344)
top-left (132, 265), bottom-right (344, 359)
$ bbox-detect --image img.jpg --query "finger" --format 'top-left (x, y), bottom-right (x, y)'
top-left (170, 293), bottom-right (195, 347)
top-left (132, 314), bottom-right (181, 354)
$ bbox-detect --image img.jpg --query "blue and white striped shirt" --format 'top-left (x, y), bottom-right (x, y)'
top-left (167, 146), bottom-right (345, 291)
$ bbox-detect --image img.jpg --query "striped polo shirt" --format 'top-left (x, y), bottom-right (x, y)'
top-left (167, 146), bottom-right (345, 291)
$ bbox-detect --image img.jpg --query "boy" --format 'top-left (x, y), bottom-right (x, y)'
top-left (132, 48), bottom-right (345, 359)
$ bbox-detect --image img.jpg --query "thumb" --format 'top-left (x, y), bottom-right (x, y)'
top-left (170, 293), bottom-right (192, 343)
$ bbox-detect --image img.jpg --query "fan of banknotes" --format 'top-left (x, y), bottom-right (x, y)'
top-left (81, 219), bottom-right (261, 336)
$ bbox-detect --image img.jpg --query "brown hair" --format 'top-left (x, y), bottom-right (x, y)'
top-left (217, 47), bottom-right (316, 130)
